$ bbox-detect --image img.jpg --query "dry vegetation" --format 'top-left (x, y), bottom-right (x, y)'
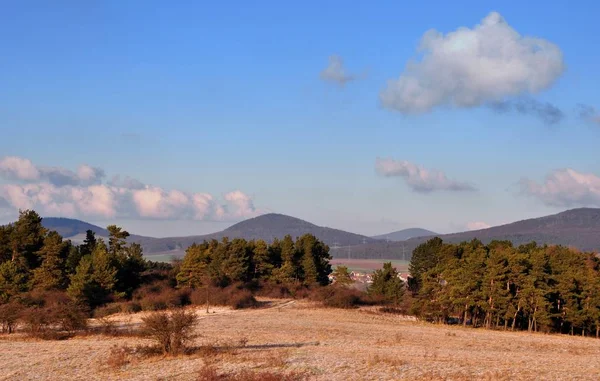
top-left (2, 299), bottom-right (600, 380)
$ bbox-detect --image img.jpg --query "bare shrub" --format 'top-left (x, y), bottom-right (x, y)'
top-left (0, 302), bottom-right (23, 334)
top-left (106, 345), bottom-right (132, 369)
top-left (134, 281), bottom-right (191, 311)
top-left (141, 309), bottom-right (198, 355)
top-left (309, 286), bottom-right (368, 309)
top-left (94, 301), bottom-right (143, 318)
top-left (19, 292), bottom-right (88, 339)
top-left (190, 285), bottom-right (258, 310)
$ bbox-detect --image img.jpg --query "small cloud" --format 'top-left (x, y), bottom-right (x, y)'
top-left (489, 98), bottom-right (564, 125)
top-left (575, 104), bottom-right (600, 126)
top-left (320, 55), bottom-right (356, 86)
top-left (466, 221), bottom-right (491, 231)
top-left (375, 157), bottom-right (476, 193)
top-left (520, 168), bottom-right (600, 207)
top-left (380, 12), bottom-right (564, 114)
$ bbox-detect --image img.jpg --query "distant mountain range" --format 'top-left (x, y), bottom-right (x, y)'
top-left (348, 208), bottom-right (600, 259)
top-left (372, 228), bottom-right (438, 242)
top-left (41, 213), bottom-right (377, 257)
top-left (38, 208), bottom-right (600, 260)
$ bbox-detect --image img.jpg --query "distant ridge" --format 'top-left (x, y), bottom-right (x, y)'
top-left (372, 228), bottom-right (437, 242)
top-left (42, 217), bottom-right (109, 238)
top-left (349, 208), bottom-right (600, 259)
top-left (37, 208), bottom-right (600, 260)
top-left (135, 213), bottom-right (377, 254)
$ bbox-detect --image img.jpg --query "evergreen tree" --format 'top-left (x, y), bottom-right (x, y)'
top-left (0, 261), bottom-right (28, 302)
top-left (31, 231), bottom-right (70, 290)
top-left (409, 237), bottom-right (443, 293)
top-left (369, 262), bottom-right (405, 305)
top-left (9, 210), bottom-right (46, 269)
top-left (332, 265), bottom-right (353, 287)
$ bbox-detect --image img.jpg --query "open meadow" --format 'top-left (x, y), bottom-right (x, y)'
top-left (2, 299), bottom-right (600, 381)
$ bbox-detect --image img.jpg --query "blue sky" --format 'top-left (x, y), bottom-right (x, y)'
top-left (1, 1), bottom-right (599, 237)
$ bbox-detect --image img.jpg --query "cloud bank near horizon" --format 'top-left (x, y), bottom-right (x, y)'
top-left (0, 156), bottom-right (259, 221)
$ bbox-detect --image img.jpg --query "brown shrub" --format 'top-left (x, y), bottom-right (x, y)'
top-left (135, 283), bottom-right (191, 312)
top-left (309, 286), bottom-right (368, 309)
top-left (0, 302), bottom-right (23, 334)
top-left (19, 292), bottom-right (88, 339)
top-left (106, 345), bottom-right (132, 369)
top-left (256, 282), bottom-right (307, 299)
top-left (141, 309), bottom-right (198, 355)
top-left (190, 285), bottom-right (258, 310)
top-left (94, 301), bottom-right (143, 318)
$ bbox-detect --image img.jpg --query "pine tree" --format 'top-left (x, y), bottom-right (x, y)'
top-left (9, 210), bottom-right (46, 269)
top-left (332, 265), bottom-right (353, 287)
top-left (31, 231), bottom-right (69, 290)
top-left (369, 262), bottom-right (405, 305)
top-left (67, 256), bottom-right (100, 307)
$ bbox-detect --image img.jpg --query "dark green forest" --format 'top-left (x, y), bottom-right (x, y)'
top-left (0, 210), bottom-right (333, 328)
top-left (409, 237), bottom-right (600, 336)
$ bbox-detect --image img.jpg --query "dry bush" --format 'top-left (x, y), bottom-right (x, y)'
top-left (255, 281), bottom-right (307, 299)
top-left (133, 281), bottom-right (191, 311)
top-left (141, 309), bottom-right (198, 355)
top-left (19, 292), bottom-right (88, 339)
top-left (197, 365), bottom-right (308, 381)
top-left (105, 345), bottom-right (133, 369)
top-left (190, 285), bottom-right (258, 310)
top-left (309, 286), bottom-right (368, 309)
top-left (0, 302), bottom-right (23, 334)
top-left (94, 301), bottom-right (143, 318)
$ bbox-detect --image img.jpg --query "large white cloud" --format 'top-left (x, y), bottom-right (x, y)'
top-left (380, 12), bottom-right (564, 114)
top-left (520, 169), bottom-right (600, 207)
top-left (375, 158), bottom-right (476, 193)
top-left (0, 155), bottom-right (260, 221)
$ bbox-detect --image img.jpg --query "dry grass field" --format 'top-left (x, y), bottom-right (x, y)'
top-left (2, 299), bottom-right (600, 380)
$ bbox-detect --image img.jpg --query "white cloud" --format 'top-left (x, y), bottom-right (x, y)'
top-left (320, 55), bottom-right (356, 86)
top-left (466, 221), bottom-right (491, 231)
top-left (0, 155), bottom-right (260, 221)
top-left (223, 190), bottom-right (256, 219)
top-left (0, 156), bottom-right (105, 186)
top-left (375, 158), bottom-right (476, 193)
top-left (77, 165), bottom-right (105, 184)
top-left (0, 156), bottom-right (40, 181)
top-left (380, 12), bottom-right (564, 114)
top-left (520, 168), bottom-right (600, 207)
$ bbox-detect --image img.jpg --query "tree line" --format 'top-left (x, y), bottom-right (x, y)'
top-left (176, 234), bottom-right (332, 288)
top-left (0, 210), bottom-right (334, 316)
top-left (408, 237), bottom-right (600, 336)
top-left (0, 210), bottom-right (147, 309)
